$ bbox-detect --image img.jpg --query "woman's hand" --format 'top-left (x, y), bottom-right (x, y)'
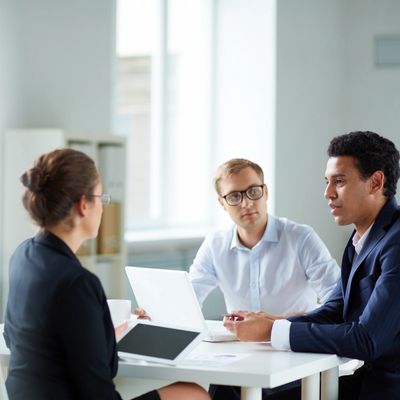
top-left (114, 320), bottom-right (129, 340)
top-left (134, 307), bottom-right (151, 320)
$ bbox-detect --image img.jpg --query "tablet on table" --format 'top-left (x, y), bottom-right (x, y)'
top-left (117, 320), bottom-right (204, 365)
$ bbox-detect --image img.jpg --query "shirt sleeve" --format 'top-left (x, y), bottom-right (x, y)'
top-left (271, 319), bottom-right (291, 351)
top-left (56, 273), bottom-right (122, 400)
top-left (299, 228), bottom-right (341, 303)
top-left (189, 237), bottom-right (219, 305)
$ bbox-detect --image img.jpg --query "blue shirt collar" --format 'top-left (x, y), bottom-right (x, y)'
top-left (230, 214), bottom-right (279, 249)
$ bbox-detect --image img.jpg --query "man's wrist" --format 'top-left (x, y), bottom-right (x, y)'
top-left (271, 319), bottom-right (291, 350)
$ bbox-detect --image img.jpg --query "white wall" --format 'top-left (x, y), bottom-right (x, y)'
top-left (0, 0), bottom-right (21, 155)
top-left (343, 0), bottom-right (400, 148)
top-left (0, 0), bottom-right (116, 313)
top-left (3, 0), bottom-right (115, 133)
top-left (275, 0), bottom-right (400, 261)
top-left (214, 0), bottom-right (276, 225)
top-left (0, 1), bottom-right (19, 131)
top-left (0, 0), bottom-right (21, 308)
top-left (275, 0), bottom-right (349, 261)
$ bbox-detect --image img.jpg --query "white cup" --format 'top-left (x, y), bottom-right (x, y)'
top-left (107, 299), bottom-right (131, 327)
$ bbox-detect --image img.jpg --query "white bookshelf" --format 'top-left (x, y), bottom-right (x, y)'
top-left (66, 133), bottom-right (127, 299)
top-left (2, 130), bottom-right (127, 314)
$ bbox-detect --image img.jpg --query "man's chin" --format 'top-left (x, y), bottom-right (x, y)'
top-left (334, 216), bottom-right (351, 226)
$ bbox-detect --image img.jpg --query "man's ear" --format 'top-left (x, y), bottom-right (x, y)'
top-left (264, 184), bottom-right (268, 200)
top-left (76, 195), bottom-right (88, 217)
top-left (370, 171), bottom-right (384, 194)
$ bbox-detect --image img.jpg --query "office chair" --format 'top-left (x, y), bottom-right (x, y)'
top-left (0, 324), bottom-right (9, 400)
top-left (0, 356), bottom-right (8, 400)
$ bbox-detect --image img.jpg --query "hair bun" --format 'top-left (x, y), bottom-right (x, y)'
top-left (20, 167), bottom-right (49, 193)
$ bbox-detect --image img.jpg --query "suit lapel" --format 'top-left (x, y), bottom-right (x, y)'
top-left (341, 235), bottom-right (355, 299)
top-left (342, 197), bottom-right (399, 316)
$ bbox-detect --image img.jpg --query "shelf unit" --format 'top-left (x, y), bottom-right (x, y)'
top-left (66, 133), bottom-right (127, 299)
top-left (2, 130), bottom-right (127, 313)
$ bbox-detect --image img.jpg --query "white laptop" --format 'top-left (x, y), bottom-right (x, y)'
top-left (117, 319), bottom-right (204, 365)
top-left (125, 266), bottom-right (236, 342)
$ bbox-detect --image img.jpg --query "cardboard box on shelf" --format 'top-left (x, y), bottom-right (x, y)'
top-left (97, 202), bottom-right (121, 254)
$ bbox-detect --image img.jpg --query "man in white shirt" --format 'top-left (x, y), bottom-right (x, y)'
top-left (224, 132), bottom-right (400, 399)
top-left (189, 158), bottom-right (340, 317)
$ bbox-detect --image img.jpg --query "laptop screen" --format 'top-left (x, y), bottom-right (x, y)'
top-left (125, 266), bottom-right (206, 330)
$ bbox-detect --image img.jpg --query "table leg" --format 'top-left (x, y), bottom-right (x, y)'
top-left (241, 386), bottom-right (262, 400)
top-left (301, 373), bottom-right (320, 400)
top-left (321, 367), bottom-right (339, 400)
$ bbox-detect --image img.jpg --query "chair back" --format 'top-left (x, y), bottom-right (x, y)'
top-left (0, 324), bottom-right (9, 400)
top-left (0, 357), bottom-right (9, 400)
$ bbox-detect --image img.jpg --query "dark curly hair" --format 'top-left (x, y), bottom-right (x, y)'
top-left (328, 131), bottom-right (400, 197)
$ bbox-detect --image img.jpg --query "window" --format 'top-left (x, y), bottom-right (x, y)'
top-left (115, 0), bottom-right (213, 231)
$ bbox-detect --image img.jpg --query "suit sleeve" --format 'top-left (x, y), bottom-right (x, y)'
top-left (56, 273), bottom-right (122, 400)
top-left (289, 239), bottom-right (400, 361)
top-left (288, 280), bottom-right (344, 324)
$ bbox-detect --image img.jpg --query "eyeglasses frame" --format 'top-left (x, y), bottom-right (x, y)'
top-left (221, 184), bottom-right (265, 206)
top-left (89, 193), bottom-right (112, 205)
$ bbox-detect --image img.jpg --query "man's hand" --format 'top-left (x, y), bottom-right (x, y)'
top-left (134, 308), bottom-right (151, 320)
top-left (253, 310), bottom-right (304, 320)
top-left (223, 311), bottom-right (274, 342)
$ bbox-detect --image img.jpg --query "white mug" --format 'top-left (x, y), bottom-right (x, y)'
top-left (107, 299), bottom-right (131, 327)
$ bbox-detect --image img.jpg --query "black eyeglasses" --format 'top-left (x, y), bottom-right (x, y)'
top-left (89, 193), bottom-right (112, 205)
top-left (222, 185), bottom-right (265, 206)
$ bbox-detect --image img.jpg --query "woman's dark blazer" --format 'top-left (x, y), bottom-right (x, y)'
top-left (4, 230), bottom-right (123, 399)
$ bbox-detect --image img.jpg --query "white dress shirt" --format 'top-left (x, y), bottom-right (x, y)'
top-left (189, 214), bottom-right (340, 315)
top-left (272, 224), bottom-right (373, 350)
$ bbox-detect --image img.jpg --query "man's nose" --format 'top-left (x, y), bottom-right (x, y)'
top-left (241, 195), bottom-right (253, 207)
top-left (324, 183), bottom-right (335, 199)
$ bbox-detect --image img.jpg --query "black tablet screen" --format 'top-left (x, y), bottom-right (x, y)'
top-left (117, 324), bottom-right (201, 360)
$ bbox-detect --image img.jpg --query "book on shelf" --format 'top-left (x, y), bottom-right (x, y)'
top-left (97, 202), bottom-right (121, 254)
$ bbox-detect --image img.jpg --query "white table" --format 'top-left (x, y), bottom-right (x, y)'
top-left (0, 324), bottom-right (348, 400)
top-left (118, 340), bottom-right (348, 400)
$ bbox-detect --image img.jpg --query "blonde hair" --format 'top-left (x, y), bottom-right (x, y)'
top-left (213, 158), bottom-right (264, 195)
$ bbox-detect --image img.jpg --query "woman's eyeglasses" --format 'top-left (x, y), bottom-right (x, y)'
top-left (89, 193), bottom-right (112, 205)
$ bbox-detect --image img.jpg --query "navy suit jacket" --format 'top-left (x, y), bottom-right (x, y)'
top-left (4, 231), bottom-right (122, 400)
top-left (289, 196), bottom-right (400, 398)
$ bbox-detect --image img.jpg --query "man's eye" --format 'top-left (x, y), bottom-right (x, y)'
top-left (227, 192), bottom-right (240, 201)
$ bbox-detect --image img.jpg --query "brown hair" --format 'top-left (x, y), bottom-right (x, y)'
top-left (213, 158), bottom-right (264, 195)
top-left (20, 148), bottom-right (98, 228)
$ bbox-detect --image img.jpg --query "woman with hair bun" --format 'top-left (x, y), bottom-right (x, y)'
top-left (3, 148), bottom-right (210, 400)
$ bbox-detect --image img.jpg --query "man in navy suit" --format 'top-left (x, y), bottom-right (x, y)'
top-left (224, 131), bottom-right (400, 399)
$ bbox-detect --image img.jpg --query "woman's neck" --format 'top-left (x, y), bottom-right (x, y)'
top-left (47, 224), bottom-right (83, 254)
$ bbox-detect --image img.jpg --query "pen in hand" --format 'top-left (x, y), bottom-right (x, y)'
top-left (222, 313), bottom-right (244, 322)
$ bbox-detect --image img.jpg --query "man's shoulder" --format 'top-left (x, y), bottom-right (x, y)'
top-left (382, 208), bottom-right (400, 241)
top-left (372, 200), bottom-right (400, 242)
top-left (273, 215), bottom-right (314, 238)
top-left (204, 225), bottom-right (235, 245)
